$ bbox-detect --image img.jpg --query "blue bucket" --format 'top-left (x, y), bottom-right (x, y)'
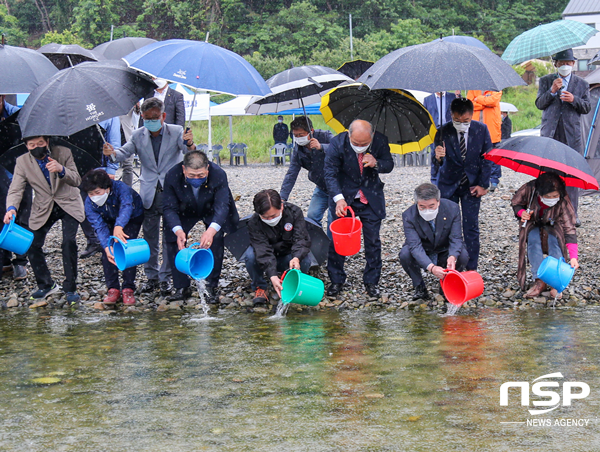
top-left (175, 243), bottom-right (214, 280)
top-left (537, 256), bottom-right (575, 294)
top-left (0, 217), bottom-right (33, 255)
top-left (109, 236), bottom-right (150, 271)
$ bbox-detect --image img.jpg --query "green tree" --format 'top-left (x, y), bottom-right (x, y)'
top-left (0, 5), bottom-right (26, 46)
top-left (40, 29), bottom-right (87, 46)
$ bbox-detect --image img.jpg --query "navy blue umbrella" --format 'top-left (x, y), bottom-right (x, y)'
top-left (123, 39), bottom-right (270, 97)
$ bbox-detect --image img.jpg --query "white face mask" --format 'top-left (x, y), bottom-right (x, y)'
top-left (294, 135), bottom-right (310, 147)
top-left (351, 142), bottom-right (371, 154)
top-left (419, 207), bottom-right (439, 222)
top-left (91, 190), bottom-right (109, 206)
top-left (261, 212), bottom-right (282, 227)
top-left (453, 121), bottom-right (470, 133)
top-left (557, 65), bottom-right (572, 77)
top-left (541, 196), bottom-right (560, 207)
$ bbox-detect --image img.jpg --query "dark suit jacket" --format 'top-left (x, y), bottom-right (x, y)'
top-left (162, 161), bottom-right (239, 243)
top-left (535, 73), bottom-right (591, 153)
top-left (433, 120), bottom-right (493, 198)
top-left (423, 92), bottom-right (457, 129)
top-left (401, 198), bottom-right (466, 270)
top-left (140, 87), bottom-right (186, 127)
top-left (324, 131), bottom-right (394, 219)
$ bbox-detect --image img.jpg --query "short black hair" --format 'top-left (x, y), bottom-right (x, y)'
top-left (81, 169), bottom-right (113, 192)
top-left (450, 97), bottom-right (474, 115)
top-left (183, 150), bottom-right (209, 169)
top-left (141, 97), bottom-right (164, 114)
top-left (253, 189), bottom-right (282, 215)
top-left (535, 172), bottom-right (566, 198)
top-left (23, 135), bottom-right (50, 144)
top-left (290, 116), bottom-right (313, 133)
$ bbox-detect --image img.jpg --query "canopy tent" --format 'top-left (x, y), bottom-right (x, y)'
top-left (170, 83), bottom-right (212, 121)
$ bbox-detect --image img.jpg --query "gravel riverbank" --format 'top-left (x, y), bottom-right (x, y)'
top-left (1, 163), bottom-right (599, 314)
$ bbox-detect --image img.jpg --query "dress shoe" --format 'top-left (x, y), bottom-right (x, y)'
top-left (252, 287), bottom-right (269, 306)
top-left (489, 182), bottom-right (498, 192)
top-left (13, 265), bottom-right (27, 281)
top-left (413, 283), bottom-right (430, 300)
top-left (575, 217), bottom-right (581, 228)
top-left (80, 243), bottom-right (103, 259)
top-left (206, 286), bottom-right (220, 304)
top-left (122, 288), bottom-right (136, 305)
top-left (138, 279), bottom-right (159, 294)
top-left (365, 283), bottom-right (380, 298)
top-left (326, 283), bottom-right (343, 297)
top-left (166, 287), bottom-right (192, 302)
top-left (160, 281), bottom-right (173, 296)
top-left (103, 288), bottom-right (121, 305)
top-left (525, 279), bottom-right (547, 298)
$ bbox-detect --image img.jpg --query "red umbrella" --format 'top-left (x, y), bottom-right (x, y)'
top-left (485, 136), bottom-right (599, 190)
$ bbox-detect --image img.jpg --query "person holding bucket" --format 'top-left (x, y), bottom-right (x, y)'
top-left (5, 136), bottom-right (85, 304)
top-left (163, 151), bottom-right (239, 303)
top-left (399, 183), bottom-right (469, 301)
top-left (244, 189), bottom-right (312, 306)
top-left (324, 119), bottom-right (394, 299)
top-left (81, 169), bottom-right (144, 306)
top-left (511, 172), bottom-right (579, 298)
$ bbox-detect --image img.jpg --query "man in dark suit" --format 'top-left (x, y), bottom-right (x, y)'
top-left (423, 91), bottom-right (458, 185)
top-left (324, 119), bottom-right (394, 298)
top-left (400, 183), bottom-right (469, 300)
top-left (433, 97), bottom-right (492, 271)
top-left (151, 79), bottom-right (186, 127)
top-left (163, 151), bottom-right (239, 302)
top-left (535, 48), bottom-right (591, 218)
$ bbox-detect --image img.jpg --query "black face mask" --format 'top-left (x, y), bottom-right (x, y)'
top-left (30, 146), bottom-right (48, 160)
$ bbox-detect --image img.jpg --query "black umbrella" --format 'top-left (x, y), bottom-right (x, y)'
top-left (18, 61), bottom-right (156, 138)
top-left (37, 43), bottom-right (100, 70)
top-left (337, 60), bottom-right (374, 80)
top-left (358, 39), bottom-right (526, 92)
top-left (0, 124), bottom-right (104, 175)
top-left (93, 37), bottom-right (157, 60)
top-left (320, 83), bottom-right (436, 155)
top-left (0, 44), bottom-right (58, 94)
top-left (225, 216), bottom-right (329, 265)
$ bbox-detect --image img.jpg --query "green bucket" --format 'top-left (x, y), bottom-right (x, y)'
top-left (280, 269), bottom-right (324, 306)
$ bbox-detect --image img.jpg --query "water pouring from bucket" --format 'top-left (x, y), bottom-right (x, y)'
top-left (440, 269), bottom-right (484, 314)
top-left (537, 256), bottom-right (575, 307)
top-left (329, 206), bottom-right (362, 256)
top-left (176, 244), bottom-right (215, 316)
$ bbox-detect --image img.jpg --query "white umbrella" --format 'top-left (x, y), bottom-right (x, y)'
top-left (500, 101), bottom-right (518, 113)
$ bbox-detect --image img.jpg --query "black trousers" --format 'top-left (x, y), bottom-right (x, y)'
top-left (79, 189), bottom-right (100, 246)
top-left (166, 223), bottom-right (225, 290)
top-left (27, 204), bottom-right (79, 292)
top-left (102, 216), bottom-right (144, 291)
top-left (327, 199), bottom-right (382, 285)
top-left (446, 184), bottom-right (481, 271)
top-left (399, 245), bottom-right (469, 288)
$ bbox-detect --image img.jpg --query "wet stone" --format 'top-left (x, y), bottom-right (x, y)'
top-left (6, 298), bottom-right (18, 308)
top-left (93, 302), bottom-right (105, 310)
top-left (29, 300), bottom-right (48, 309)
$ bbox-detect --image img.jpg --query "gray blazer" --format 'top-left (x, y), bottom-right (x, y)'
top-left (113, 123), bottom-right (189, 209)
top-left (535, 73), bottom-right (591, 153)
top-left (401, 198), bottom-right (466, 270)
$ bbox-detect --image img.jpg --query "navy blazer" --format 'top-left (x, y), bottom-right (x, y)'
top-left (401, 198), bottom-right (466, 270)
top-left (433, 120), bottom-right (493, 198)
top-left (535, 73), bottom-right (591, 153)
top-left (162, 161), bottom-right (239, 243)
top-left (324, 131), bottom-right (394, 219)
top-left (423, 92), bottom-right (457, 129)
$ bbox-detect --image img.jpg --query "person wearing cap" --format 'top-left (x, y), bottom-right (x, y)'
top-left (4, 136), bottom-right (84, 304)
top-left (152, 78), bottom-right (185, 127)
top-left (81, 169), bottom-right (144, 306)
top-left (324, 119), bottom-right (394, 299)
top-left (535, 48), bottom-right (591, 222)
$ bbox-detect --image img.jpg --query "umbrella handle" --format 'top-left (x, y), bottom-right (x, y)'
top-left (521, 209), bottom-right (531, 228)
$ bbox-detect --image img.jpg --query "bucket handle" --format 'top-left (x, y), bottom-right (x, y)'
top-left (344, 206), bottom-right (356, 232)
top-left (188, 242), bottom-right (201, 249)
top-left (280, 270), bottom-right (288, 282)
top-left (108, 235), bottom-right (125, 256)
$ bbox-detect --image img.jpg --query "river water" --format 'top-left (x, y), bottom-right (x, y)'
top-left (1, 308), bottom-right (599, 451)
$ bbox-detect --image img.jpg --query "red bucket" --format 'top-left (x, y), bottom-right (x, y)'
top-left (329, 206), bottom-right (362, 256)
top-left (441, 269), bottom-right (484, 306)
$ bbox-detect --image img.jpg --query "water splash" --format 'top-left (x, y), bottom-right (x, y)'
top-left (194, 278), bottom-right (214, 319)
top-left (267, 301), bottom-right (290, 320)
top-left (445, 303), bottom-right (462, 316)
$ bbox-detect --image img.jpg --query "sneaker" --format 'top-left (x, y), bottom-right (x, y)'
top-left (122, 288), bottom-right (136, 306)
top-left (30, 283), bottom-right (60, 300)
top-left (206, 286), bottom-right (220, 305)
top-left (66, 292), bottom-right (81, 306)
top-left (489, 183), bottom-right (498, 192)
top-left (160, 281), bottom-right (173, 296)
top-left (13, 265), bottom-right (27, 281)
top-left (166, 287), bottom-right (192, 302)
top-left (138, 279), bottom-right (159, 294)
top-left (252, 288), bottom-right (269, 306)
top-left (103, 288), bottom-right (121, 305)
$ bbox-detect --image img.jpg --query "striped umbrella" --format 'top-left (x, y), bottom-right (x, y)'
top-left (502, 20), bottom-right (598, 65)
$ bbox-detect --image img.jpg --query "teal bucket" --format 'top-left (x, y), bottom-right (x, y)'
top-left (109, 236), bottom-right (150, 271)
top-left (175, 243), bottom-right (214, 280)
top-left (280, 269), bottom-right (324, 306)
top-left (537, 256), bottom-right (575, 294)
top-left (0, 217), bottom-right (33, 255)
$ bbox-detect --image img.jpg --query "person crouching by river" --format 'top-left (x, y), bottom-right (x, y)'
top-left (244, 189), bottom-right (312, 307)
top-left (81, 169), bottom-right (144, 306)
top-left (511, 172), bottom-right (579, 298)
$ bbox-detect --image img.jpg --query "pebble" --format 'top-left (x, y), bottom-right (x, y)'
top-left (6, 298), bottom-right (18, 308)
top-left (29, 300), bottom-right (48, 309)
top-left (93, 302), bottom-right (105, 310)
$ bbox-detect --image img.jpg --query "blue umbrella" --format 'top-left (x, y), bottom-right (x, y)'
top-left (123, 39), bottom-right (270, 97)
top-left (432, 36), bottom-right (491, 52)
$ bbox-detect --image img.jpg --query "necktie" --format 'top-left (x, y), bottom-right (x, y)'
top-left (429, 220), bottom-right (436, 232)
top-left (459, 132), bottom-right (469, 186)
top-left (357, 153), bottom-right (368, 204)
